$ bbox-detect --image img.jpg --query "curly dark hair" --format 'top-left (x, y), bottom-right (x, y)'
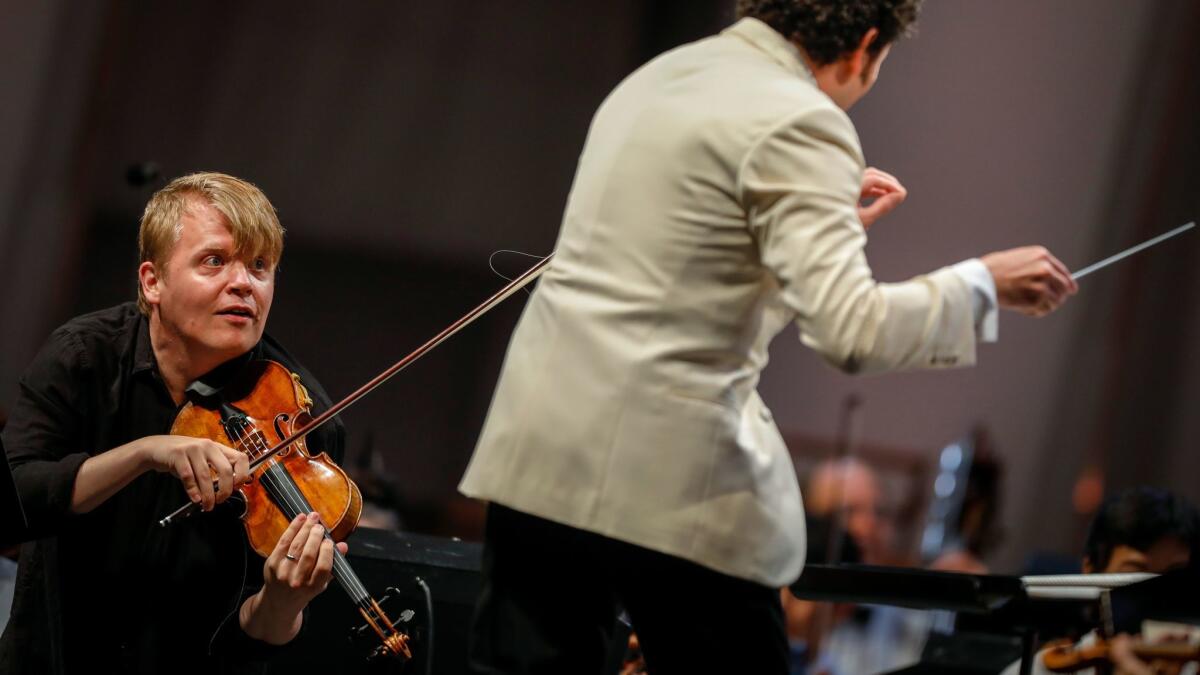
top-left (736, 0), bottom-right (923, 65)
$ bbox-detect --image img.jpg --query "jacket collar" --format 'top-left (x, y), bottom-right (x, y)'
top-left (723, 17), bottom-right (816, 86)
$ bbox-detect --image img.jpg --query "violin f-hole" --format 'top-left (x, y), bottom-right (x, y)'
top-left (273, 413), bottom-right (292, 455)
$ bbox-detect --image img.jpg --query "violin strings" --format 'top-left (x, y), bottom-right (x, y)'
top-left (241, 423), bottom-right (368, 604)
top-left (232, 417), bottom-right (374, 607)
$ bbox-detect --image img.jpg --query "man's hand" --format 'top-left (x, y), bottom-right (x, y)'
top-left (1109, 634), bottom-right (1185, 675)
top-left (981, 246), bottom-right (1078, 317)
top-left (241, 512), bottom-right (349, 645)
top-left (139, 435), bottom-right (250, 511)
top-left (858, 167), bottom-right (907, 230)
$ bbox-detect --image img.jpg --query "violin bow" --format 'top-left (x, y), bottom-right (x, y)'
top-left (160, 252), bottom-right (554, 526)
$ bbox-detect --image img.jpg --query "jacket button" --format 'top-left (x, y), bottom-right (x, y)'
top-left (759, 407), bottom-right (772, 422)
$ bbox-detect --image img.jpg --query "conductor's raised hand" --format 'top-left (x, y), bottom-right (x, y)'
top-left (140, 435), bottom-right (250, 511)
top-left (858, 167), bottom-right (907, 230)
top-left (981, 246), bottom-right (1079, 317)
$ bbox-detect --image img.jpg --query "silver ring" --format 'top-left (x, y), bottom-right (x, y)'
top-left (285, 553), bottom-right (298, 562)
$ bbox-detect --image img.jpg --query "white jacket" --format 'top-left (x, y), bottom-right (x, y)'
top-left (460, 18), bottom-right (982, 586)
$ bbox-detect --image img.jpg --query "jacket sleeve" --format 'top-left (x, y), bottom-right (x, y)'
top-left (738, 105), bottom-right (977, 374)
top-left (2, 328), bottom-right (91, 537)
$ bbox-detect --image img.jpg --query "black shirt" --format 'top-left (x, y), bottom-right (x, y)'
top-left (0, 302), bottom-right (345, 675)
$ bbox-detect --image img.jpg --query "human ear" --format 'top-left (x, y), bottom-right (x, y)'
top-left (139, 261), bottom-right (162, 306)
top-left (850, 28), bottom-right (881, 79)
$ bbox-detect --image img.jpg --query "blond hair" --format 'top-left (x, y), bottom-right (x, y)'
top-left (137, 172), bottom-right (285, 314)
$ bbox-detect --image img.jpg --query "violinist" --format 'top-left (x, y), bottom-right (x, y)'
top-left (1000, 487), bottom-right (1200, 675)
top-left (0, 172), bottom-right (347, 675)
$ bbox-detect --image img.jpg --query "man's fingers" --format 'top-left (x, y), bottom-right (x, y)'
top-left (223, 447), bottom-right (251, 487)
top-left (984, 246), bottom-right (1075, 318)
top-left (309, 538), bottom-right (336, 587)
top-left (285, 519), bottom-right (313, 569)
top-left (877, 191), bottom-right (905, 210)
top-left (268, 513), bottom-right (309, 570)
top-left (293, 515), bottom-right (326, 584)
top-left (1041, 265), bottom-right (1068, 298)
top-left (858, 167), bottom-right (907, 230)
top-left (862, 191), bottom-right (905, 219)
top-left (187, 450), bottom-right (215, 510)
top-left (1046, 253), bottom-right (1078, 293)
top-left (864, 166), bottom-right (900, 183)
top-left (861, 175), bottom-right (902, 196)
top-left (237, 453), bottom-right (250, 486)
top-left (207, 443), bottom-right (234, 504)
top-left (861, 168), bottom-right (905, 198)
top-left (858, 204), bottom-right (884, 229)
top-left (174, 455), bottom-right (202, 504)
top-left (1040, 261), bottom-right (1075, 312)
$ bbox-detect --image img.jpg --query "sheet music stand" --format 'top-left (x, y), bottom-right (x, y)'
top-left (790, 564), bottom-right (1094, 675)
top-left (1109, 568), bottom-right (1200, 634)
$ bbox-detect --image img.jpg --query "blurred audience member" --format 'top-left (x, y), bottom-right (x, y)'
top-left (795, 459), bottom-right (933, 674)
top-left (781, 515), bottom-right (860, 674)
top-left (1080, 487), bottom-right (1197, 575)
top-left (1000, 487), bottom-right (1200, 675)
top-left (805, 458), bottom-right (890, 564)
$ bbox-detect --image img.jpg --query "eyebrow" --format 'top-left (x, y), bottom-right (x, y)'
top-left (194, 245), bottom-right (270, 261)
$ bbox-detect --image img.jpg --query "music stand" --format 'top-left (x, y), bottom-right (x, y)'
top-left (790, 564), bottom-right (1094, 675)
top-left (1109, 568), bottom-right (1200, 634)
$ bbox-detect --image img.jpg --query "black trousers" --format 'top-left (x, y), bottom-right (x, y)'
top-left (467, 504), bottom-right (790, 675)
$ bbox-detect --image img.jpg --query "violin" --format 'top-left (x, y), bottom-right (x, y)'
top-left (1042, 637), bottom-right (1200, 673)
top-left (171, 359), bottom-right (412, 660)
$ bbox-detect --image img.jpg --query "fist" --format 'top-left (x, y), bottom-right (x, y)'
top-left (262, 513), bottom-right (349, 615)
top-left (858, 167), bottom-right (907, 230)
top-left (981, 246), bottom-right (1078, 317)
top-left (141, 435), bottom-right (250, 511)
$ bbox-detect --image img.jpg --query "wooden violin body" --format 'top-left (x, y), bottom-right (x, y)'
top-left (170, 360), bottom-right (362, 555)
top-left (170, 359), bottom-right (410, 660)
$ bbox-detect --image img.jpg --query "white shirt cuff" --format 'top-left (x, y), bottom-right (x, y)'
top-left (950, 258), bottom-right (998, 343)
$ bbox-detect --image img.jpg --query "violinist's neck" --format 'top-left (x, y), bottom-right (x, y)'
top-left (148, 313), bottom-right (229, 405)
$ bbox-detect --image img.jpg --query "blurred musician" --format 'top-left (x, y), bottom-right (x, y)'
top-left (1000, 487), bottom-right (1200, 675)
